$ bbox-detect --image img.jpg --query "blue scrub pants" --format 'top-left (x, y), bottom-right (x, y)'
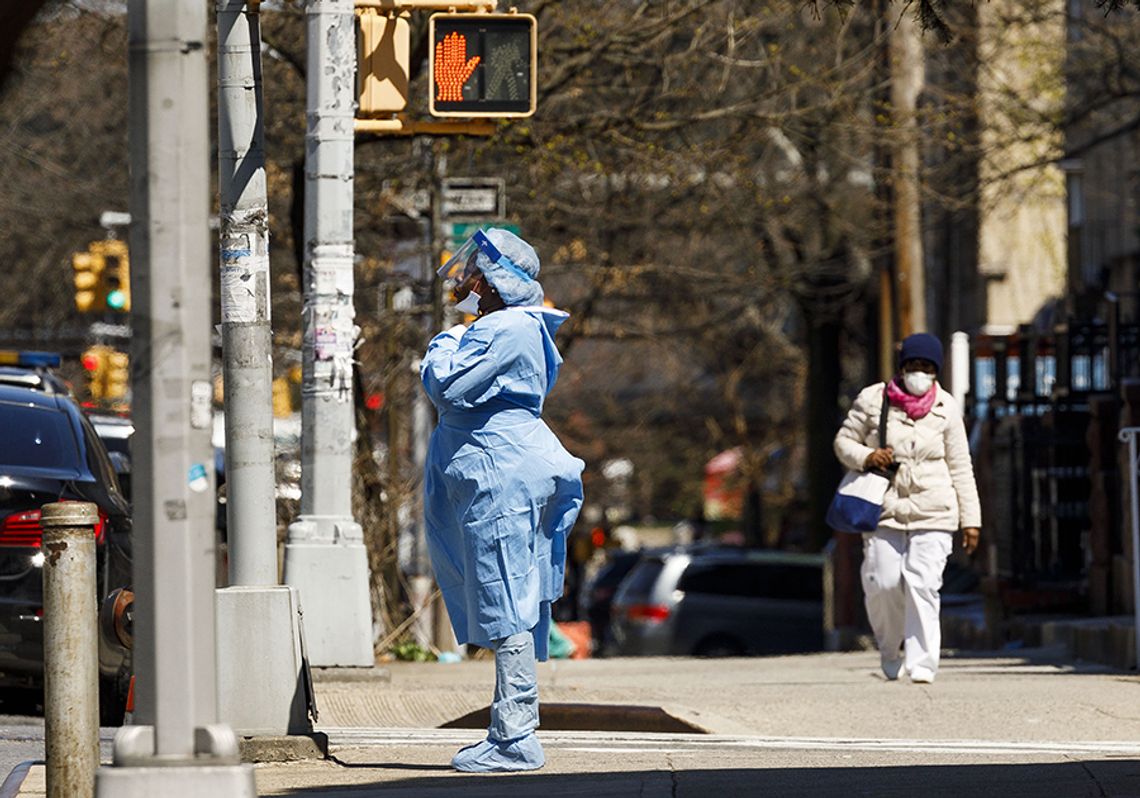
top-left (451, 631), bottom-right (544, 772)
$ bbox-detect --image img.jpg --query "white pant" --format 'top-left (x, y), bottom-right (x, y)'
top-left (861, 529), bottom-right (952, 681)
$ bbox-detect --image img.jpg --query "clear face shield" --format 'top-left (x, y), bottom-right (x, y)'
top-left (438, 230), bottom-right (497, 293)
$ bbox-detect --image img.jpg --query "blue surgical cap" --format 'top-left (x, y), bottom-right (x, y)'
top-left (475, 228), bottom-right (545, 307)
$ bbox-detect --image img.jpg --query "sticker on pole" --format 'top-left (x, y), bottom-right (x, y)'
top-left (188, 464), bottom-right (210, 493)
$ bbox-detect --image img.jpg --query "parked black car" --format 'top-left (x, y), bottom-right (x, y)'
top-left (0, 384), bottom-right (132, 722)
top-left (610, 546), bottom-right (825, 657)
top-left (580, 549), bottom-right (645, 655)
top-left (87, 413), bottom-right (133, 502)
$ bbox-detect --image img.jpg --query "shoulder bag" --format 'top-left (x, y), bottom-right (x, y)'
top-left (826, 385), bottom-right (894, 534)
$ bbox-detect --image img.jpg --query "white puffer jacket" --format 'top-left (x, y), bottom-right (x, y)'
top-left (833, 381), bottom-right (981, 533)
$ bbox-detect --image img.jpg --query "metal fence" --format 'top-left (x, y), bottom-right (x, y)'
top-left (967, 316), bottom-right (1140, 609)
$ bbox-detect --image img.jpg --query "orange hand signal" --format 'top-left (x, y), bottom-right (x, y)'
top-left (435, 32), bottom-right (480, 102)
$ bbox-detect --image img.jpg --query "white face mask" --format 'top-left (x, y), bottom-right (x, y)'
top-left (903, 371), bottom-right (935, 396)
top-left (454, 290), bottom-right (481, 316)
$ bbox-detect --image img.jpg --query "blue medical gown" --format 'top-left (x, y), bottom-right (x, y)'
top-left (421, 307), bottom-right (585, 661)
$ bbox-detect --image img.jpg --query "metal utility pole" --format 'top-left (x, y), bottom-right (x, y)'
top-left (215, 0), bottom-right (310, 736)
top-left (217, 0), bottom-right (276, 589)
top-left (98, 0), bottom-right (253, 793)
top-left (284, 0), bottom-right (373, 667)
top-left (890, 7), bottom-right (926, 336)
top-left (407, 149), bottom-right (444, 650)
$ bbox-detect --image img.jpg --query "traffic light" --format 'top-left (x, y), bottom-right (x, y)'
top-left (81, 346), bottom-right (109, 400)
top-left (272, 377), bottom-right (292, 418)
top-left (73, 250), bottom-right (105, 313)
top-left (98, 240), bottom-right (131, 313)
top-left (428, 13), bottom-right (537, 118)
top-left (104, 350), bottom-right (129, 401)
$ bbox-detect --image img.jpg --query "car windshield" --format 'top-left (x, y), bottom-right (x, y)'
top-left (618, 558), bottom-right (665, 601)
top-left (0, 403), bottom-right (82, 475)
top-left (594, 552), bottom-right (641, 589)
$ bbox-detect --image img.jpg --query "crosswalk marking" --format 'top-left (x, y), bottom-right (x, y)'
top-left (322, 727), bottom-right (1140, 757)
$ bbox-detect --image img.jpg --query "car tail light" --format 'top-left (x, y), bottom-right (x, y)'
top-left (0, 504), bottom-right (108, 548)
top-left (625, 604), bottom-right (671, 623)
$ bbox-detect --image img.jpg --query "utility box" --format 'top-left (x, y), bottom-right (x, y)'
top-left (357, 10), bottom-right (410, 115)
top-left (429, 12), bottom-right (537, 118)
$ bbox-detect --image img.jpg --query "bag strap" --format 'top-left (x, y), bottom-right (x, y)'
top-left (879, 384), bottom-right (890, 449)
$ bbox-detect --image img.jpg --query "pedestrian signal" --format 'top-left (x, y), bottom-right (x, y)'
top-left (356, 10), bottom-right (410, 115)
top-left (428, 13), bottom-right (536, 118)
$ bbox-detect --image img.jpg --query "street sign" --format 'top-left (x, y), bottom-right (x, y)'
top-left (442, 177), bottom-right (505, 219)
top-left (446, 221), bottom-right (520, 251)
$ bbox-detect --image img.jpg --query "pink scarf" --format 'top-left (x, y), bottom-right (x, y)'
top-left (886, 376), bottom-right (936, 420)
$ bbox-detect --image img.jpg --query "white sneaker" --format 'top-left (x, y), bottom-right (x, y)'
top-left (910, 668), bottom-right (935, 684)
top-left (880, 655), bottom-right (903, 681)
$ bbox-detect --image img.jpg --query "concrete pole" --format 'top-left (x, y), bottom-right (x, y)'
top-left (41, 503), bottom-right (98, 798)
top-left (217, 0), bottom-right (277, 587)
top-left (284, 0), bottom-right (374, 667)
top-left (215, 0), bottom-right (312, 737)
top-left (890, 8), bottom-right (926, 336)
top-left (99, 0), bottom-right (254, 792)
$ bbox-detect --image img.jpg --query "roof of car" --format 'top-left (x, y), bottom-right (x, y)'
top-left (651, 544), bottom-right (825, 568)
top-left (0, 367), bottom-right (71, 395)
top-left (0, 383), bottom-right (68, 410)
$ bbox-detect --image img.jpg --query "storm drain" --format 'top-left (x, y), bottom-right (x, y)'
top-left (440, 703), bottom-right (710, 734)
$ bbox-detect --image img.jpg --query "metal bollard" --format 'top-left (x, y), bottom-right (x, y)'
top-left (41, 501), bottom-right (99, 798)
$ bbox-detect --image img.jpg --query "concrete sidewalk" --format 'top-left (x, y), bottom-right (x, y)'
top-left (12, 648), bottom-right (1140, 796)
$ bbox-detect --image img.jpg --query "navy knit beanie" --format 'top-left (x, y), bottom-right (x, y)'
top-left (899, 333), bottom-right (943, 373)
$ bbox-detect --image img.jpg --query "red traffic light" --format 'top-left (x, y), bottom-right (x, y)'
top-left (82, 353), bottom-right (101, 371)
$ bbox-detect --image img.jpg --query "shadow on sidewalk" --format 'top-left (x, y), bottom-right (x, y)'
top-left (268, 759), bottom-right (1140, 797)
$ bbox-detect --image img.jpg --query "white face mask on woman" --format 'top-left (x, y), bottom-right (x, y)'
top-left (903, 371), bottom-right (935, 396)
top-left (454, 290), bottom-right (482, 316)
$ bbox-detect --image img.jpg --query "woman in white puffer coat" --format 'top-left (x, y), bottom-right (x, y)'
top-left (834, 333), bottom-right (981, 684)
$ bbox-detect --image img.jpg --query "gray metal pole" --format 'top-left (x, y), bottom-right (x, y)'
top-left (41, 502), bottom-right (99, 798)
top-left (125, 0), bottom-right (217, 752)
top-left (99, 1), bottom-right (254, 792)
top-left (217, 0), bottom-right (278, 587)
top-left (284, 0), bottom-right (373, 667)
top-left (214, 0), bottom-right (312, 738)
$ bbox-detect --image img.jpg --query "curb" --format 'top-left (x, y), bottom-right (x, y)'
top-left (0, 761), bottom-right (38, 798)
top-left (239, 732), bottom-right (329, 763)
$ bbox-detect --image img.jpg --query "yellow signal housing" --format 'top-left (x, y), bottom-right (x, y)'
top-left (81, 345), bottom-right (110, 400)
top-left (72, 250), bottom-right (105, 313)
top-left (96, 240), bottom-right (131, 313)
top-left (356, 10), bottom-right (410, 116)
top-left (104, 350), bottom-right (130, 400)
top-left (272, 376), bottom-right (293, 418)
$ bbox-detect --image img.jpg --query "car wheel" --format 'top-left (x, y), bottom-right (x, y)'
top-left (693, 635), bottom-right (745, 658)
top-left (0, 687), bottom-right (41, 717)
top-left (99, 675), bottom-right (128, 727)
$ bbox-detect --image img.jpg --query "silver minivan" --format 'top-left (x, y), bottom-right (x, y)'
top-left (610, 547), bottom-right (825, 657)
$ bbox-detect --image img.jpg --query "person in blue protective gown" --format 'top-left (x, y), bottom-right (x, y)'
top-left (420, 227), bottom-right (585, 773)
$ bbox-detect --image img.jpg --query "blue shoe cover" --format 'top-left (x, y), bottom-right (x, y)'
top-left (451, 733), bottom-right (545, 772)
